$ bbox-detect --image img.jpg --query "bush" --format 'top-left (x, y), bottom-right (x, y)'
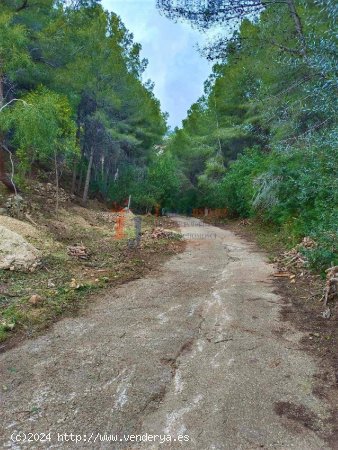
top-left (220, 147), bottom-right (267, 217)
top-left (219, 142), bottom-right (337, 271)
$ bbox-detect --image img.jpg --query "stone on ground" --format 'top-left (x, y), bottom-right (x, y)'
top-left (0, 225), bottom-right (40, 271)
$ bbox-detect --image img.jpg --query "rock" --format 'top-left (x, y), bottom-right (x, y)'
top-left (69, 278), bottom-right (82, 289)
top-left (29, 294), bottom-right (44, 307)
top-left (322, 307), bottom-right (331, 319)
top-left (70, 278), bottom-right (77, 288)
top-left (1, 321), bottom-right (15, 331)
top-left (0, 225), bottom-right (40, 271)
top-left (4, 194), bottom-right (27, 219)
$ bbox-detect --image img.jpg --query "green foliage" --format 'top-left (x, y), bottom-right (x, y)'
top-left (148, 150), bottom-right (181, 209)
top-left (108, 149), bottom-right (181, 212)
top-left (167, 0), bottom-right (337, 271)
top-left (220, 148), bottom-right (267, 217)
top-left (2, 87), bottom-right (78, 173)
top-left (0, 9), bottom-right (31, 75)
top-left (0, 1), bottom-right (167, 208)
top-left (1, 0), bottom-right (336, 272)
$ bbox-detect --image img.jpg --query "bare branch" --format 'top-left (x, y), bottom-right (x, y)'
top-left (0, 98), bottom-right (29, 113)
top-left (0, 143), bottom-right (18, 196)
top-left (270, 39), bottom-right (304, 56)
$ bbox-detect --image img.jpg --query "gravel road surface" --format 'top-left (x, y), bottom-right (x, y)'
top-left (0, 217), bottom-right (332, 449)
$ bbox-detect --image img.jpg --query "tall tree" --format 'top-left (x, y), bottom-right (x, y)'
top-left (157, 0), bottom-right (307, 57)
top-left (1, 1), bottom-right (167, 205)
top-left (0, 3), bottom-right (31, 191)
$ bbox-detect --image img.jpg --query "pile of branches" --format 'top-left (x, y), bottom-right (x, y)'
top-left (151, 227), bottom-right (180, 239)
top-left (239, 219), bottom-right (252, 226)
top-left (274, 238), bottom-right (337, 318)
top-left (67, 244), bottom-right (89, 260)
top-left (322, 266), bottom-right (338, 309)
top-left (142, 227), bottom-right (180, 240)
top-left (278, 237), bottom-right (317, 272)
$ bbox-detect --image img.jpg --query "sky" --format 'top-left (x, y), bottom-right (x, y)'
top-left (101, 0), bottom-right (212, 129)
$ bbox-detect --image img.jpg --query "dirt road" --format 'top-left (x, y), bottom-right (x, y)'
top-left (0, 217), bottom-right (333, 449)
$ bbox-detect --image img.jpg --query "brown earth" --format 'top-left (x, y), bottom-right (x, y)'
top-left (0, 203), bottom-right (183, 350)
top-left (224, 220), bottom-right (338, 449)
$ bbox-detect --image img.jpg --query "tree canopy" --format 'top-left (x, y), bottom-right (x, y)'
top-left (0, 0), bottom-right (167, 206)
top-left (0, 0), bottom-right (336, 269)
top-left (161, 0), bottom-right (337, 270)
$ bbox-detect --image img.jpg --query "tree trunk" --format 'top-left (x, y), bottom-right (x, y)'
top-left (0, 75), bottom-right (17, 193)
top-left (104, 167), bottom-right (110, 195)
top-left (0, 73), bottom-right (4, 108)
top-left (82, 148), bottom-right (94, 204)
top-left (0, 143), bottom-right (17, 193)
top-left (54, 149), bottom-right (59, 215)
top-left (213, 94), bottom-right (222, 156)
top-left (77, 164), bottom-right (83, 194)
top-left (101, 155), bottom-right (105, 181)
top-left (285, 0), bottom-right (306, 56)
top-left (71, 157), bottom-right (77, 195)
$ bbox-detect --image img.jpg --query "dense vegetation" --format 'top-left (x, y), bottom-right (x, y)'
top-left (0, 0), bottom-right (337, 271)
top-left (0, 0), bottom-right (167, 208)
top-left (158, 0), bottom-right (337, 271)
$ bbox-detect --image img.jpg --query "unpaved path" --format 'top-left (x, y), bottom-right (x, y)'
top-left (0, 218), bottom-right (333, 449)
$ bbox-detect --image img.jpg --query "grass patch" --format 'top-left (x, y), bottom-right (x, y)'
top-left (0, 212), bottom-right (183, 345)
top-left (247, 220), bottom-right (297, 254)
